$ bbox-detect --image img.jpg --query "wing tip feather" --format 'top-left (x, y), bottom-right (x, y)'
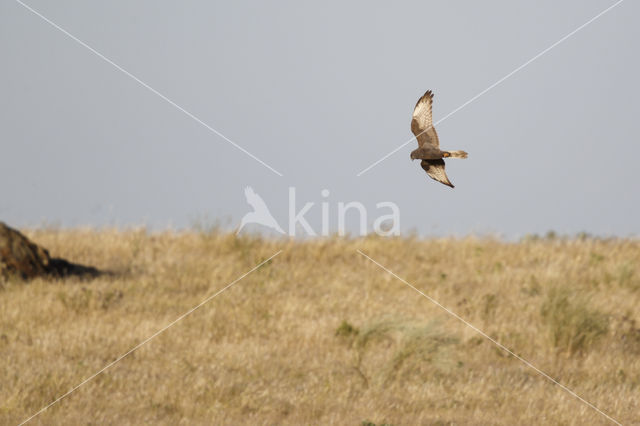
top-left (414, 89), bottom-right (434, 108)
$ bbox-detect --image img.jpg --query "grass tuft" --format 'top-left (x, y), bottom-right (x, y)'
top-left (540, 286), bottom-right (609, 356)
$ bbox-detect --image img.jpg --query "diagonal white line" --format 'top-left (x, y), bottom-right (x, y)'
top-left (356, 249), bottom-right (621, 425)
top-left (14, 0), bottom-right (284, 177)
top-left (18, 250), bottom-right (282, 426)
top-left (356, 0), bottom-right (625, 177)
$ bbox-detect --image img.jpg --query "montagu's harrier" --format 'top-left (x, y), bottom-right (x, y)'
top-left (410, 90), bottom-right (468, 188)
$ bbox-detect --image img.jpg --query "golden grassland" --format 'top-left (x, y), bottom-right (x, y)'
top-left (1, 229), bottom-right (639, 425)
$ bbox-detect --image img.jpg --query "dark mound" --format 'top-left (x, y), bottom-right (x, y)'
top-left (0, 222), bottom-right (103, 281)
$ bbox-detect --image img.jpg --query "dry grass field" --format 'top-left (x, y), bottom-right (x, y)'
top-left (1, 228), bottom-right (639, 425)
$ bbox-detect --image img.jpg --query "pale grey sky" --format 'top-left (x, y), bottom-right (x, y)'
top-left (1, 0), bottom-right (638, 238)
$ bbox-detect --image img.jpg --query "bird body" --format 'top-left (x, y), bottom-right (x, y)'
top-left (410, 90), bottom-right (468, 187)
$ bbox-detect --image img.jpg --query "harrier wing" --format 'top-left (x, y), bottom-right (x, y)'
top-left (411, 90), bottom-right (440, 148)
top-left (421, 159), bottom-right (453, 188)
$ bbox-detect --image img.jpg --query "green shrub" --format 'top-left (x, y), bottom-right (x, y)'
top-left (335, 320), bottom-right (359, 338)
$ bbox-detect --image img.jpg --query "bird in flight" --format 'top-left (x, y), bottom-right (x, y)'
top-left (410, 90), bottom-right (468, 188)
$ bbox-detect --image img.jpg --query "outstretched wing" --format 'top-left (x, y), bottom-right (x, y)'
top-left (244, 186), bottom-right (270, 212)
top-left (411, 90), bottom-right (440, 148)
top-left (421, 159), bottom-right (453, 188)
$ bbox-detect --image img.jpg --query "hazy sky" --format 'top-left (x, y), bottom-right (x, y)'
top-left (2, 0), bottom-right (638, 238)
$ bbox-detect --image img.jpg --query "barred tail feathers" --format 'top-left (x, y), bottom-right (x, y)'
top-left (447, 150), bottom-right (468, 159)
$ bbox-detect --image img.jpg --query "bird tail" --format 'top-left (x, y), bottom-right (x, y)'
top-left (446, 150), bottom-right (468, 159)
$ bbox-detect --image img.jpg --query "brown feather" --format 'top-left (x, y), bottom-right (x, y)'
top-left (421, 159), bottom-right (454, 188)
top-left (411, 90), bottom-right (439, 148)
